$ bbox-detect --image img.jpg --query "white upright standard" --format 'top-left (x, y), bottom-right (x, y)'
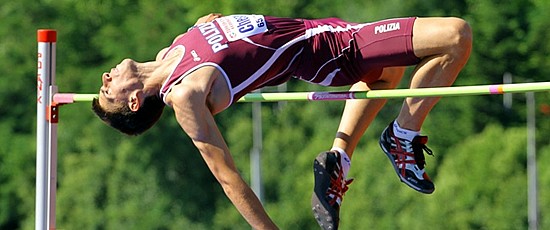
top-left (36, 29), bottom-right (58, 230)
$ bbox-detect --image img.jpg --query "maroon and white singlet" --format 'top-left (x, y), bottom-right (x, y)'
top-left (160, 15), bottom-right (420, 108)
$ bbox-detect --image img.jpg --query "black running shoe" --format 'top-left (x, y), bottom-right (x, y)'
top-left (312, 151), bottom-right (353, 230)
top-left (379, 122), bottom-right (435, 194)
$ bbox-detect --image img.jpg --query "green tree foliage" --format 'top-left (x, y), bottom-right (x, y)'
top-left (426, 125), bottom-right (529, 229)
top-left (1, 0), bottom-right (550, 229)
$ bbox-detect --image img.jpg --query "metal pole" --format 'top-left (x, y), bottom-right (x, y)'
top-left (36, 29), bottom-right (56, 230)
top-left (503, 72), bottom-right (513, 109)
top-left (251, 101), bottom-right (263, 203)
top-left (526, 92), bottom-right (539, 230)
top-left (48, 86), bottom-right (59, 230)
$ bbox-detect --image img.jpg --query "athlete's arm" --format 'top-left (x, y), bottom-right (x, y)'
top-left (167, 67), bottom-right (277, 230)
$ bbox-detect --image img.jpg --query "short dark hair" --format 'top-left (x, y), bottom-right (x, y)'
top-left (92, 95), bottom-right (165, 135)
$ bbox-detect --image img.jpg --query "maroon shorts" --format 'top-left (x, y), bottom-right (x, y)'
top-left (351, 17), bottom-right (420, 82)
top-left (298, 17), bottom-right (420, 85)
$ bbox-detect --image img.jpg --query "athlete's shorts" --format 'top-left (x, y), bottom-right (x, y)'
top-left (295, 17), bottom-right (420, 86)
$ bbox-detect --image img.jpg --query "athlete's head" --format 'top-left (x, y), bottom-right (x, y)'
top-left (92, 59), bottom-right (165, 135)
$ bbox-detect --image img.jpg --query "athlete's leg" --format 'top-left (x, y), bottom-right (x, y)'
top-left (396, 17), bottom-right (472, 131)
top-left (377, 17), bottom-right (471, 194)
top-left (332, 67), bottom-right (406, 158)
top-left (312, 67), bottom-right (405, 229)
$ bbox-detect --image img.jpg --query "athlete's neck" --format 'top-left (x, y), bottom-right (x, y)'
top-left (136, 53), bottom-right (182, 97)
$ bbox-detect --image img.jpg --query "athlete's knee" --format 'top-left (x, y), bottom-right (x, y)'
top-left (424, 18), bottom-right (472, 67)
top-left (413, 17), bottom-right (472, 62)
top-left (445, 17), bottom-right (472, 57)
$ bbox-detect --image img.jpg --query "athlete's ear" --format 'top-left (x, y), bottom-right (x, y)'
top-left (128, 91), bottom-right (142, 112)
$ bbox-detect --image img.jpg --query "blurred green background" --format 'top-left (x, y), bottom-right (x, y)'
top-left (1, 0), bottom-right (550, 229)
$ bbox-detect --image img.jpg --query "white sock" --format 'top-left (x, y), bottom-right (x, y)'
top-left (392, 121), bottom-right (420, 141)
top-left (331, 147), bottom-right (351, 178)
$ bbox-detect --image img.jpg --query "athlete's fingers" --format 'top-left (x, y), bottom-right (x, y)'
top-left (196, 13), bottom-right (223, 25)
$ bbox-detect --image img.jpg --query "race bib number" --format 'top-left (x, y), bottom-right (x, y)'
top-left (216, 15), bottom-right (268, 42)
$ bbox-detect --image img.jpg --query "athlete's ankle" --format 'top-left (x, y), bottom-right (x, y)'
top-left (392, 120), bottom-right (420, 141)
top-left (330, 147), bottom-right (351, 178)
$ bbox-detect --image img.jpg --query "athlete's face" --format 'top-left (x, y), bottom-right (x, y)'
top-left (98, 59), bottom-right (142, 112)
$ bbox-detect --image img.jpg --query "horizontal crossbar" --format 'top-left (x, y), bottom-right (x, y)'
top-left (53, 82), bottom-right (550, 104)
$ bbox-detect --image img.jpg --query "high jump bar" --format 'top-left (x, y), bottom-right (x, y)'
top-left (53, 82), bottom-right (550, 104)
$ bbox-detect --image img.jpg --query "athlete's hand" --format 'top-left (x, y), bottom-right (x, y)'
top-left (195, 13), bottom-right (222, 25)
